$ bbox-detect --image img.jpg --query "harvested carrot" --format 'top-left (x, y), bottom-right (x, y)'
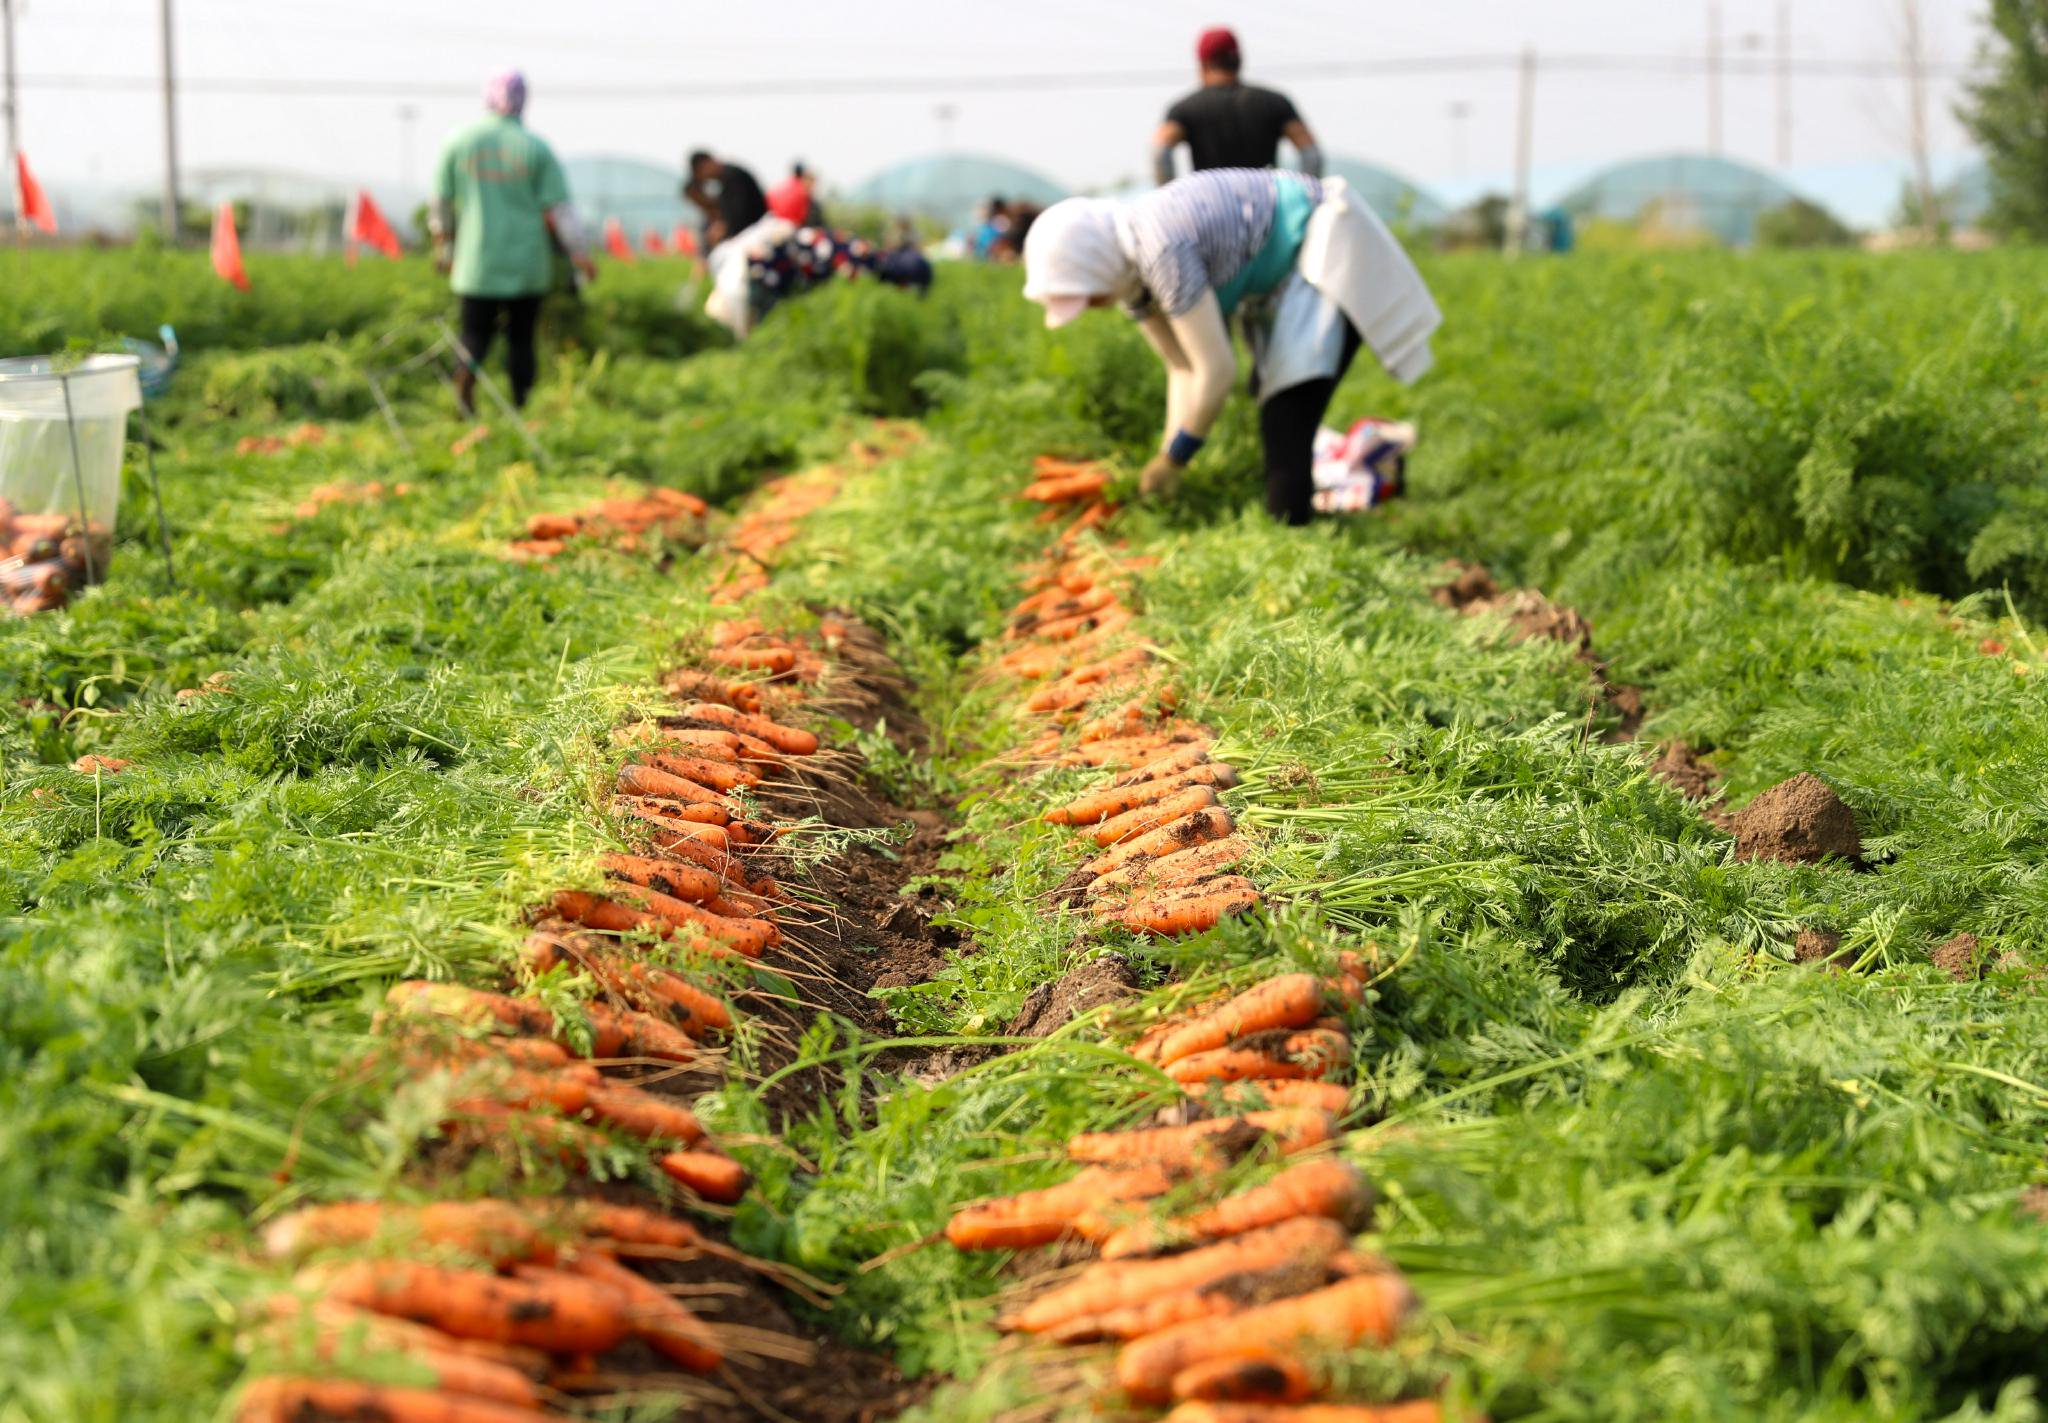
top-left (613, 883), bottom-right (776, 957)
top-left (556, 1250), bottom-right (723, 1373)
top-left (662, 668), bottom-right (762, 712)
top-left (1091, 836), bottom-right (1250, 898)
top-left (519, 934), bottom-right (732, 1037)
top-left (1078, 690), bottom-right (1180, 744)
top-left (1115, 1273), bottom-right (1416, 1403)
top-left (262, 1297), bottom-right (551, 1376)
top-left (447, 1100), bottom-right (611, 1165)
top-left (613, 792), bottom-right (729, 826)
top-left (1090, 786), bottom-right (1222, 847)
top-left (526, 513), bottom-right (581, 540)
top-left (389, 980), bottom-right (698, 1064)
top-left (406, 1033), bottom-right (597, 1082)
top-left (645, 750), bottom-right (760, 793)
top-left (1165, 1029), bottom-right (1348, 1087)
top-left (262, 1312), bottom-right (546, 1408)
top-left (1101, 1158), bottom-right (1372, 1260)
top-left (659, 1148), bottom-right (750, 1203)
top-left (581, 1081), bottom-right (705, 1145)
top-left (1108, 740), bottom-right (1217, 787)
top-left (598, 852), bottom-right (723, 903)
top-left (1003, 1217), bottom-right (1349, 1337)
top-left (675, 701), bottom-right (819, 755)
top-left (1142, 975), bottom-right (1329, 1067)
top-left (710, 644), bottom-right (795, 675)
top-left (1170, 1354), bottom-right (1315, 1405)
top-left (1068, 1109), bottom-right (1333, 1167)
top-left (306, 1258), bottom-right (633, 1353)
top-left (1064, 730), bottom-right (1210, 768)
top-left (945, 1163), bottom-right (1179, 1251)
top-left (1086, 807), bottom-right (1236, 878)
top-left (234, 1375), bottom-right (562, 1422)
top-left (262, 1200), bottom-right (543, 1264)
top-left (1049, 764), bottom-right (1236, 825)
top-left (616, 762), bottom-right (737, 810)
top-left (1162, 1404), bottom-right (1443, 1423)
top-left (1215, 1081), bottom-right (1352, 1114)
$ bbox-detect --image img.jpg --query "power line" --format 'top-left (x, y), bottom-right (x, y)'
top-left (12, 51), bottom-right (1978, 102)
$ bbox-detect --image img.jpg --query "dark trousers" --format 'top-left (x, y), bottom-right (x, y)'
top-left (1258, 321), bottom-right (1364, 525)
top-left (455, 294), bottom-right (542, 412)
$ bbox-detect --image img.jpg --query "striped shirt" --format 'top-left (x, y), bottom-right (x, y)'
top-left (1117, 168), bottom-right (1323, 320)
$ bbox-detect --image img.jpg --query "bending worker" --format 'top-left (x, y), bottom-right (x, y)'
top-left (1154, 27), bottom-right (1322, 183)
top-left (1022, 167), bottom-right (1440, 524)
top-left (684, 150), bottom-right (768, 251)
top-left (430, 71), bottom-right (594, 418)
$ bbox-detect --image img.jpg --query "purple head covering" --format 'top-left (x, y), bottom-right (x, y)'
top-left (485, 70), bottom-right (527, 118)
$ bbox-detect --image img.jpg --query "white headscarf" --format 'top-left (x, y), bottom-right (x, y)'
top-left (1022, 198), bottom-right (1137, 328)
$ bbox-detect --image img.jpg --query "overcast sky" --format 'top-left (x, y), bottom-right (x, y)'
top-left (9, 0), bottom-right (1988, 216)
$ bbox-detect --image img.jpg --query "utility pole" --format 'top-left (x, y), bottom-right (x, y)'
top-left (1447, 100), bottom-right (1472, 180)
top-left (1706, 1), bottom-right (1724, 156)
top-left (159, 0), bottom-right (181, 240)
top-left (1775, 0), bottom-right (1793, 167)
top-left (1507, 46), bottom-right (1535, 256)
top-left (2, 0), bottom-right (20, 230)
top-left (1899, 0), bottom-right (1940, 241)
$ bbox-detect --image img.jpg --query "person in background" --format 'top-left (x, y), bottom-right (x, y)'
top-left (430, 69), bottom-right (595, 418)
top-left (987, 202), bottom-right (1041, 263)
top-left (972, 197), bottom-right (1012, 260)
top-left (766, 162), bottom-right (824, 226)
top-left (1152, 27), bottom-right (1322, 184)
top-left (685, 150), bottom-right (768, 250)
top-left (1021, 167), bottom-right (1440, 525)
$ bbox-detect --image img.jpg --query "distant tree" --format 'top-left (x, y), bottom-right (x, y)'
top-left (1955, 0), bottom-right (2048, 238)
top-left (1756, 198), bottom-right (1855, 248)
top-left (1441, 194), bottom-right (1509, 250)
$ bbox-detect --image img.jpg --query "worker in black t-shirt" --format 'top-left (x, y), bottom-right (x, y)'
top-left (1152, 27), bottom-right (1323, 184)
top-left (684, 150), bottom-right (769, 250)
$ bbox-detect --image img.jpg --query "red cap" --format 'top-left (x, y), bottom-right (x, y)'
top-left (1196, 26), bottom-right (1240, 67)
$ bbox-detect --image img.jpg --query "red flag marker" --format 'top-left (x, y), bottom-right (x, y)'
top-left (16, 153), bottom-right (56, 235)
top-left (641, 227), bottom-right (667, 256)
top-left (671, 224), bottom-right (700, 257)
top-left (211, 202), bottom-right (251, 291)
top-left (603, 216), bottom-right (635, 262)
top-left (350, 190), bottom-right (402, 259)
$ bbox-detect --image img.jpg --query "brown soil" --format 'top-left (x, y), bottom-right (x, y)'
top-left (1008, 953), bottom-right (1141, 1037)
top-left (1792, 928), bottom-right (1850, 973)
top-left (2020, 1185), bottom-right (2048, 1224)
top-left (1930, 932), bottom-right (1983, 982)
top-left (1730, 773), bottom-right (1863, 866)
top-left (1431, 560), bottom-right (1649, 749)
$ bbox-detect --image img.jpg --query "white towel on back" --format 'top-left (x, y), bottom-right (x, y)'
top-left (1296, 177), bottom-right (1442, 384)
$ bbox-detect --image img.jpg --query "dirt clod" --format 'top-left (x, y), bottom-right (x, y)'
top-left (1649, 741), bottom-right (1721, 805)
top-left (1431, 560), bottom-right (1499, 610)
top-left (1793, 928), bottom-right (1850, 972)
top-left (2020, 1185), bottom-right (2048, 1224)
top-left (1731, 773), bottom-right (1862, 865)
top-left (1009, 953), bottom-right (1141, 1037)
top-left (1930, 932), bottom-right (1982, 982)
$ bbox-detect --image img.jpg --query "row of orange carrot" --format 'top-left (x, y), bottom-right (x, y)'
top-left (234, 477), bottom-right (868, 1417)
top-left (925, 466), bottom-right (1432, 1423)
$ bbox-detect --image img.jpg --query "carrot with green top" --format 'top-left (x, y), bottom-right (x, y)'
top-left (552, 1250), bottom-right (722, 1374)
top-left (945, 1163), bottom-right (1179, 1251)
top-left (233, 1375), bottom-right (564, 1422)
top-left (1161, 1403), bottom-right (1444, 1423)
top-left (1086, 807), bottom-right (1235, 878)
top-left (1169, 1354), bottom-right (1314, 1405)
top-left (1165, 1028), bottom-right (1348, 1086)
top-left (304, 1258), bottom-right (634, 1353)
top-left (1101, 1158), bottom-right (1372, 1260)
top-left (675, 701), bottom-right (819, 755)
top-left (1115, 1272), bottom-right (1417, 1402)
top-left (1067, 1109), bottom-right (1333, 1166)
top-left (999, 1217), bottom-right (1349, 1334)
top-left (517, 933), bottom-right (732, 1037)
top-left (581, 1081), bottom-right (705, 1145)
top-left (659, 1148), bottom-right (750, 1203)
top-left (1089, 786), bottom-right (1221, 847)
top-left (1138, 974), bottom-right (1330, 1067)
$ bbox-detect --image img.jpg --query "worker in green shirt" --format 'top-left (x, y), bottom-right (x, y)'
top-left (429, 70), bottom-right (595, 417)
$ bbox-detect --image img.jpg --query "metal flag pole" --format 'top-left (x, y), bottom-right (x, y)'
top-left (56, 374), bottom-right (101, 586)
top-left (133, 400), bottom-right (177, 589)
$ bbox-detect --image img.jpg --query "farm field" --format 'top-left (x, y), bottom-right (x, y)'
top-left (3, 247), bottom-right (2047, 1423)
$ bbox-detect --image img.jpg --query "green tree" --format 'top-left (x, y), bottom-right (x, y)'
top-left (1955, 0), bottom-right (2048, 238)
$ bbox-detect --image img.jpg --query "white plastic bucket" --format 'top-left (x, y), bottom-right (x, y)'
top-left (0, 354), bottom-right (144, 610)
